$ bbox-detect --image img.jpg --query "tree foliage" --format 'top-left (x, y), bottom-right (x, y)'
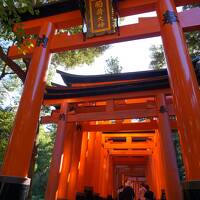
top-left (31, 125), bottom-right (56, 200)
top-left (0, 107), bottom-right (15, 165)
top-left (149, 32), bottom-right (200, 69)
top-left (185, 31), bottom-right (200, 57)
top-left (104, 56), bottom-right (122, 74)
top-left (172, 131), bottom-right (185, 181)
top-left (0, 0), bottom-right (109, 81)
top-left (0, 0), bottom-right (34, 38)
top-left (52, 46), bottom-right (109, 68)
top-left (149, 45), bottom-right (166, 70)
top-left (52, 26), bottom-right (109, 68)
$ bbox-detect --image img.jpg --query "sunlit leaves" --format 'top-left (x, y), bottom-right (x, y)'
top-left (104, 56), bottom-right (122, 74)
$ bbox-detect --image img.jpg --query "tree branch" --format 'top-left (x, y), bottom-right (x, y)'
top-left (0, 46), bottom-right (26, 83)
top-left (0, 63), bottom-right (7, 80)
top-left (4, 72), bottom-right (15, 76)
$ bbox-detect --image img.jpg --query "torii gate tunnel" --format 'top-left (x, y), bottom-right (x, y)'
top-left (0, 0), bottom-right (200, 199)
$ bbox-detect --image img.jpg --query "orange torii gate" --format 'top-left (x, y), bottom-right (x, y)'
top-left (0, 0), bottom-right (200, 199)
top-left (40, 68), bottom-right (181, 200)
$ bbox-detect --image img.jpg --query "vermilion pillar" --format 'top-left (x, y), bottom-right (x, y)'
top-left (0, 22), bottom-right (54, 199)
top-left (156, 0), bottom-right (200, 184)
top-left (157, 94), bottom-right (183, 200)
top-left (108, 156), bottom-right (114, 197)
top-left (45, 103), bottom-right (68, 200)
top-left (84, 132), bottom-right (96, 188)
top-left (57, 123), bottom-right (76, 199)
top-left (98, 144), bottom-right (106, 196)
top-left (157, 1), bottom-right (200, 198)
top-left (2, 22), bottom-right (54, 177)
top-left (102, 151), bottom-right (109, 198)
top-left (155, 130), bottom-right (166, 198)
top-left (146, 157), bottom-right (153, 192)
top-left (77, 132), bottom-right (88, 192)
top-left (67, 128), bottom-right (83, 200)
top-left (150, 132), bottom-right (165, 199)
top-left (92, 132), bottom-right (102, 193)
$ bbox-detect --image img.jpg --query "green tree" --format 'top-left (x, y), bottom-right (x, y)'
top-left (104, 56), bottom-right (122, 74)
top-left (185, 31), bottom-right (200, 58)
top-left (31, 125), bottom-right (56, 200)
top-left (0, 107), bottom-right (15, 165)
top-left (0, 0), bottom-right (109, 83)
top-left (183, 4), bottom-right (200, 58)
top-left (149, 45), bottom-right (166, 70)
top-left (172, 131), bottom-right (186, 181)
top-left (51, 46), bottom-right (109, 68)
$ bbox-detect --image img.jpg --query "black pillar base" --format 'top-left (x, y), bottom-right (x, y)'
top-left (0, 176), bottom-right (30, 200)
top-left (183, 181), bottom-right (200, 200)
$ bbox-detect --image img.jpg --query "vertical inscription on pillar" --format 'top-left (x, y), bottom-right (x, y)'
top-left (162, 10), bottom-right (179, 25)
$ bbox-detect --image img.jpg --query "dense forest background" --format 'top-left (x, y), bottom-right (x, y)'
top-left (0, 1), bottom-right (199, 199)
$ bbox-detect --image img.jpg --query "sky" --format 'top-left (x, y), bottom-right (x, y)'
top-left (52, 11), bottom-right (168, 84)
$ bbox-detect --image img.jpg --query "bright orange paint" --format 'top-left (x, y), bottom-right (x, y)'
top-left (92, 132), bottom-right (102, 193)
top-left (12, 0), bottom-right (199, 36)
top-left (108, 157), bottom-right (114, 196)
top-left (3, 0), bottom-right (200, 197)
top-left (157, 0), bottom-right (200, 180)
top-left (156, 94), bottom-right (183, 199)
top-left (2, 22), bottom-right (55, 177)
top-left (45, 103), bottom-right (69, 200)
top-left (77, 132), bottom-right (88, 192)
top-left (8, 8), bottom-right (200, 59)
top-left (57, 123), bottom-right (76, 199)
top-left (84, 132), bottom-right (96, 187)
top-left (67, 129), bottom-right (83, 200)
top-left (153, 131), bottom-right (165, 198)
top-left (98, 146), bottom-right (106, 196)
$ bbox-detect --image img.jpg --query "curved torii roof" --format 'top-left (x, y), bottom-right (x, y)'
top-left (44, 56), bottom-right (200, 100)
top-left (44, 69), bottom-right (170, 100)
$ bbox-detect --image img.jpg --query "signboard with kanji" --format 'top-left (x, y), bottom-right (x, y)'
top-left (85, 0), bottom-right (115, 38)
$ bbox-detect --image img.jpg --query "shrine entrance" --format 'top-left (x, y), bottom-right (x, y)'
top-left (40, 69), bottom-right (181, 199)
top-left (0, 0), bottom-right (200, 200)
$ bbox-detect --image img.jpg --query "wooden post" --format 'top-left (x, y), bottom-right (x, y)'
top-left (157, 0), bottom-right (200, 197)
top-left (102, 150), bottom-right (109, 198)
top-left (156, 0), bottom-right (200, 180)
top-left (0, 22), bottom-right (54, 199)
top-left (57, 123), bottom-right (76, 199)
top-left (146, 157), bottom-right (153, 193)
top-left (45, 103), bottom-right (68, 200)
top-left (2, 22), bottom-right (54, 177)
top-left (157, 94), bottom-right (183, 199)
top-left (77, 132), bottom-right (88, 192)
top-left (108, 156), bottom-right (114, 197)
top-left (98, 144), bottom-right (106, 197)
top-left (84, 132), bottom-right (96, 188)
top-left (66, 127), bottom-right (83, 200)
top-left (149, 155), bottom-right (158, 198)
top-left (92, 132), bottom-right (102, 193)
top-left (153, 131), bottom-right (166, 198)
